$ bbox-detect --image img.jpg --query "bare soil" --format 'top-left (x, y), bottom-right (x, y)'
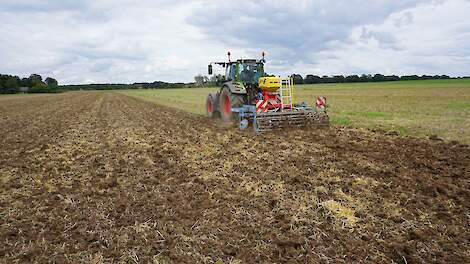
top-left (1, 92), bottom-right (469, 263)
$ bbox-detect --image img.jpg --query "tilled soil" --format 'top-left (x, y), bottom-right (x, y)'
top-left (0, 92), bottom-right (469, 264)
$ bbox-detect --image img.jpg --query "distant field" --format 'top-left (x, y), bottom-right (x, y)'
top-left (119, 79), bottom-right (470, 143)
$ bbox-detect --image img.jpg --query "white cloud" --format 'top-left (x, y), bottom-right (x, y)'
top-left (0, 0), bottom-right (469, 84)
top-left (308, 0), bottom-right (470, 76)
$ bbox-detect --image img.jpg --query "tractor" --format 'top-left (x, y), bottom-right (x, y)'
top-left (206, 52), bottom-right (329, 133)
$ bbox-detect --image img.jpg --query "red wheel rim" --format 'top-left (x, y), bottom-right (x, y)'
top-left (207, 99), bottom-right (213, 113)
top-left (223, 95), bottom-right (231, 115)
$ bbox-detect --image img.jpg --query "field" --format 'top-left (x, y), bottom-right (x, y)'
top-left (1, 91), bottom-right (469, 263)
top-left (121, 79), bottom-right (470, 144)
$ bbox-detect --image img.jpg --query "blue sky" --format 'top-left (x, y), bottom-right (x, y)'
top-left (0, 0), bottom-right (469, 84)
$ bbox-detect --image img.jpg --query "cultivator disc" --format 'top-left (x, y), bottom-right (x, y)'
top-left (255, 110), bottom-right (329, 133)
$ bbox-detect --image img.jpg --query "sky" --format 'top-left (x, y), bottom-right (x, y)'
top-left (0, 0), bottom-right (469, 84)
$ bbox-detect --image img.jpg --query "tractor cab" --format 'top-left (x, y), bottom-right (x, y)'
top-left (225, 60), bottom-right (265, 84)
top-left (208, 52), bottom-right (266, 86)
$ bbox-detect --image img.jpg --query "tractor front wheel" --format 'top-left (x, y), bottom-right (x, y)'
top-left (206, 94), bottom-right (217, 118)
top-left (219, 87), bottom-right (244, 122)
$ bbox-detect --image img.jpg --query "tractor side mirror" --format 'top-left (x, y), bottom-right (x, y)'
top-left (208, 65), bottom-right (213, 75)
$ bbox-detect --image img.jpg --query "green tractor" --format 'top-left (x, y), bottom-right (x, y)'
top-left (206, 52), bottom-right (329, 133)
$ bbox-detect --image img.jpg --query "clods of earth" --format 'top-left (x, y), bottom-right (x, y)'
top-left (0, 92), bottom-right (469, 263)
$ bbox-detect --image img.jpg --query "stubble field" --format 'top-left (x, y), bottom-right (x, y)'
top-left (0, 91), bottom-right (469, 263)
top-left (121, 79), bottom-right (470, 144)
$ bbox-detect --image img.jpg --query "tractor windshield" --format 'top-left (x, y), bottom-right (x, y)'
top-left (238, 63), bottom-right (264, 84)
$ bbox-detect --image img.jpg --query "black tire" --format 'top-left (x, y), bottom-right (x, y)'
top-left (219, 86), bottom-right (244, 122)
top-left (206, 94), bottom-right (216, 118)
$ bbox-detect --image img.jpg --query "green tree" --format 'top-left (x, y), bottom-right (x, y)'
top-left (304, 75), bottom-right (323, 84)
top-left (209, 74), bottom-right (224, 86)
top-left (291, 74), bottom-right (304, 84)
top-left (35, 82), bottom-right (47, 89)
top-left (194, 75), bottom-right (205, 86)
top-left (322, 76), bottom-right (336, 83)
top-left (4, 76), bottom-right (20, 93)
top-left (345, 75), bottom-right (360, 82)
top-left (29, 74), bottom-right (42, 83)
top-left (333, 75), bottom-right (345, 83)
top-left (45, 77), bottom-right (58, 88)
top-left (21, 77), bottom-right (32, 87)
top-left (360, 74), bottom-right (372, 82)
top-left (29, 74), bottom-right (46, 88)
top-left (373, 74), bottom-right (385, 82)
top-left (304, 75), bottom-right (314, 84)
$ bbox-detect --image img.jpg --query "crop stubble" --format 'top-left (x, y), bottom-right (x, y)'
top-left (0, 92), bottom-right (469, 263)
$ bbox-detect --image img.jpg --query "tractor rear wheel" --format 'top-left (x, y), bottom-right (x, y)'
top-left (219, 87), bottom-right (244, 122)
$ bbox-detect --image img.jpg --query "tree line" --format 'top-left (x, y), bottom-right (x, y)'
top-left (290, 74), bottom-right (460, 85)
top-left (0, 74), bottom-right (192, 93)
top-left (0, 74), bottom-right (59, 94)
top-left (194, 73), bottom-right (467, 86)
top-left (2, 72), bottom-right (467, 94)
top-left (61, 81), bottom-right (188, 91)
top-left (194, 74), bottom-right (225, 87)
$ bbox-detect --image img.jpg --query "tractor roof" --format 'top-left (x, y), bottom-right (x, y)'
top-left (211, 59), bottom-right (264, 68)
top-left (236, 59), bottom-right (259, 63)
